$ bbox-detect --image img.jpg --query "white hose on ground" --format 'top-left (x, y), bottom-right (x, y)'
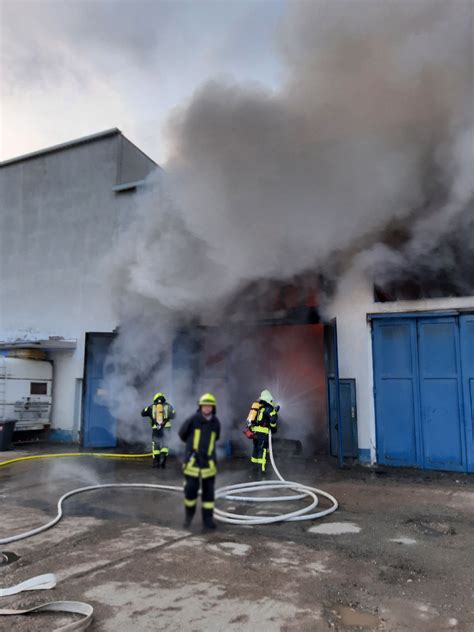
top-left (0, 600), bottom-right (94, 632)
top-left (0, 433), bottom-right (338, 545)
top-left (215, 432), bottom-right (338, 525)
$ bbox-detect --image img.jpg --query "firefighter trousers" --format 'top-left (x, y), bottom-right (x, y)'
top-left (152, 427), bottom-right (169, 466)
top-left (184, 475), bottom-right (215, 525)
top-left (251, 432), bottom-right (269, 472)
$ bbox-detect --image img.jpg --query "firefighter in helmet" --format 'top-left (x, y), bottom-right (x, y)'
top-left (245, 389), bottom-right (279, 475)
top-left (141, 392), bottom-right (176, 468)
top-left (179, 393), bottom-right (221, 530)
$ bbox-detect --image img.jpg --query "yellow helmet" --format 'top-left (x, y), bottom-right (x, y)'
top-left (198, 393), bottom-right (217, 407)
top-left (153, 392), bottom-right (165, 402)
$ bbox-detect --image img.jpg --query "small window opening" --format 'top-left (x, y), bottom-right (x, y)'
top-left (31, 382), bottom-right (47, 395)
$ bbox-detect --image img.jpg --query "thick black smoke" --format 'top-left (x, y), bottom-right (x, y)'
top-left (103, 0), bottom-right (473, 446)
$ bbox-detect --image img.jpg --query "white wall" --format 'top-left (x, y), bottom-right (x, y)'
top-left (327, 266), bottom-right (474, 463)
top-left (0, 133), bottom-right (157, 440)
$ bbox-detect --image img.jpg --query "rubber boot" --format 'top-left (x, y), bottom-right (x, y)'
top-left (202, 508), bottom-right (217, 531)
top-left (258, 466), bottom-right (268, 480)
top-left (152, 456), bottom-right (159, 468)
top-left (183, 506), bottom-right (196, 529)
top-left (160, 454), bottom-right (167, 469)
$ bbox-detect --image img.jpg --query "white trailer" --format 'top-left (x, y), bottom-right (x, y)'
top-left (0, 356), bottom-right (53, 431)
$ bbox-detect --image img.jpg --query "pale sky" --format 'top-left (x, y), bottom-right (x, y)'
top-left (0, 0), bottom-right (287, 164)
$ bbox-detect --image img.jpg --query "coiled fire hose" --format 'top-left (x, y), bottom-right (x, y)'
top-left (214, 432), bottom-right (338, 524)
top-left (0, 432), bottom-right (338, 545)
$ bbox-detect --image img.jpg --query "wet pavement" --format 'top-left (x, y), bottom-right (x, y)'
top-left (0, 449), bottom-right (473, 631)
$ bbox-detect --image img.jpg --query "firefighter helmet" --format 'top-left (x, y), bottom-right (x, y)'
top-left (259, 389), bottom-right (275, 405)
top-left (153, 392), bottom-right (165, 402)
top-left (198, 393), bottom-right (217, 407)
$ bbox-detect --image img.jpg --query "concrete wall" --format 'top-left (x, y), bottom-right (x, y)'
top-left (117, 136), bottom-right (156, 185)
top-left (0, 133), bottom-right (157, 441)
top-left (327, 267), bottom-right (474, 463)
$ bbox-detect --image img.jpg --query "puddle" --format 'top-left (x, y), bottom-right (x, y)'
top-left (219, 542), bottom-right (251, 556)
top-left (336, 606), bottom-right (381, 629)
top-left (207, 542), bottom-right (251, 557)
top-left (390, 537), bottom-right (417, 545)
top-left (308, 522), bottom-right (361, 535)
top-left (405, 519), bottom-right (456, 537)
top-left (0, 551), bottom-right (20, 566)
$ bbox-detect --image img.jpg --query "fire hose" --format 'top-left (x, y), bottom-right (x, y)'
top-left (0, 452), bottom-right (152, 468)
top-left (0, 432), bottom-right (338, 544)
top-left (0, 434), bottom-right (337, 628)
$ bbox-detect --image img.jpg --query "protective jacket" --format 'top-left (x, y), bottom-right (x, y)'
top-left (179, 411), bottom-right (221, 479)
top-left (141, 398), bottom-right (175, 467)
top-left (249, 401), bottom-right (278, 435)
top-left (249, 400), bottom-right (278, 473)
top-left (141, 401), bottom-right (175, 429)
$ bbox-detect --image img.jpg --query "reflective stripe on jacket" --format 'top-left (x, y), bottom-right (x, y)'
top-left (250, 402), bottom-right (278, 433)
top-left (179, 411), bottom-right (221, 478)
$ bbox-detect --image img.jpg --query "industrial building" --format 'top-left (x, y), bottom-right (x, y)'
top-left (0, 129), bottom-right (158, 442)
top-left (1, 129), bottom-right (473, 473)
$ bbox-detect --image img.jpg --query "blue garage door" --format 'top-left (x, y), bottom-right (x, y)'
top-left (417, 319), bottom-right (465, 470)
top-left (373, 320), bottom-right (419, 467)
top-left (82, 333), bottom-right (117, 448)
top-left (460, 315), bottom-right (474, 472)
top-left (373, 316), bottom-right (472, 472)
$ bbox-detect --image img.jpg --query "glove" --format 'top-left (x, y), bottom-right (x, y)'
top-left (275, 405), bottom-right (280, 412)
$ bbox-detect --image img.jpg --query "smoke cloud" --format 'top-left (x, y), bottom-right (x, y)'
top-left (103, 0), bottom-right (473, 452)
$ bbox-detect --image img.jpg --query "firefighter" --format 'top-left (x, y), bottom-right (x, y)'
top-left (246, 389), bottom-right (279, 476)
top-left (179, 393), bottom-right (221, 530)
top-left (141, 392), bottom-right (176, 468)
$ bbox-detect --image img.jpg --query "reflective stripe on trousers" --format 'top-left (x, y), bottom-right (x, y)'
top-left (183, 457), bottom-right (217, 478)
top-left (152, 442), bottom-right (169, 456)
top-left (184, 475), bottom-right (215, 510)
top-left (251, 448), bottom-right (267, 471)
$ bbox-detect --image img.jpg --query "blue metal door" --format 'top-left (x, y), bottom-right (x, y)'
top-left (417, 318), bottom-right (465, 471)
top-left (373, 315), bottom-right (471, 472)
top-left (329, 379), bottom-right (358, 458)
top-left (325, 319), bottom-right (344, 466)
top-left (460, 315), bottom-right (474, 472)
top-left (82, 333), bottom-right (117, 448)
top-left (373, 320), bottom-right (419, 466)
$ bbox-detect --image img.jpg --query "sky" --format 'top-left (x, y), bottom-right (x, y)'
top-left (0, 0), bottom-right (287, 163)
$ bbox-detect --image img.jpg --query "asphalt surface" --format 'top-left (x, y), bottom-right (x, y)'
top-left (0, 448), bottom-right (473, 631)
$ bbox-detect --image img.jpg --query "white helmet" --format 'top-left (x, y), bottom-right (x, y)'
top-left (259, 389), bottom-right (275, 405)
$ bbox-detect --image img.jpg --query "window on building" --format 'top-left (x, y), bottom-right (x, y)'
top-left (374, 277), bottom-right (470, 302)
top-left (30, 382), bottom-right (47, 395)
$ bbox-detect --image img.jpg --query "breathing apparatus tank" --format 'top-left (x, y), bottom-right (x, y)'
top-left (243, 401), bottom-right (261, 439)
top-left (153, 403), bottom-right (164, 427)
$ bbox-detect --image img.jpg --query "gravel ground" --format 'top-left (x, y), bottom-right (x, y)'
top-left (0, 449), bottom-right (473, 631)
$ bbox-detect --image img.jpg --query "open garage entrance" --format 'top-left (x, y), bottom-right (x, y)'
top-left (82, 282), bottom-right (351, 461)
top-left (183, 323), bottom-right (329, 457)
top-left (172, 322), bottom-right (350, 459)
